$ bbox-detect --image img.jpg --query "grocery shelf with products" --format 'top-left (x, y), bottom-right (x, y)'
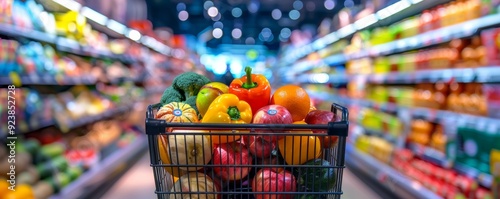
top-left (277, 0), bottom-right (500, 198)
top-left (0, 0), bottom-right (203, 198)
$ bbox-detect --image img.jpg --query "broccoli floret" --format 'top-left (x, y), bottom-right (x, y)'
top-left (153, 87), bottom-right (183, 109)
top-left (172, 72), bottom-right (211, 99)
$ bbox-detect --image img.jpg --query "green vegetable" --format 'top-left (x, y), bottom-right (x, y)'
top-left (172, 72), bottom-right (211, 98)
top-left (153, 72), bottom-right (211, 117)
top-left (295, 159), bottom-right (336, 193)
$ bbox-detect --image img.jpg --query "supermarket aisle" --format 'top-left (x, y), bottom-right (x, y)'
top-left (102, 153), bottom-right (156, 199)
top-left (103, 152), bottom-right (382, 199)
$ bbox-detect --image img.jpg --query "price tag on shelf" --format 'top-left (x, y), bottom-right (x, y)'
top-left (376, 172), bottom-right (388, 183)
top-left (9, 72), bottom-right (21, 87)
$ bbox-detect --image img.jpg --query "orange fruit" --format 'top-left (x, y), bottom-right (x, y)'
top-left (271, 85), bottom-right (310, 122)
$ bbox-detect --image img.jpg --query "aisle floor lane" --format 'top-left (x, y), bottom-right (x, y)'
top-left (103, 153), bottom-right (383, 199)
top-left (101, 153), bottom-right (156, 199)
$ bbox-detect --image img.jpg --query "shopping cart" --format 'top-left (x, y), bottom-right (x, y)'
top-left (145, 103), bottom-right (349, 199)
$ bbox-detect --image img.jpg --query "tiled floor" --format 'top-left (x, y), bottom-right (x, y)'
top-left (103, 153), bottom-right (382, 199)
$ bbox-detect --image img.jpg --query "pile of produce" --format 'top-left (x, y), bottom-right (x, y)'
top-left (154, 67), bottom-right (340, 198)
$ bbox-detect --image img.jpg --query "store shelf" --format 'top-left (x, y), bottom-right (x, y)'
top-left (0, 75), bottom-right (98, 86)
top-left (347, 13), bottom-right (500, 60)
top-left (286, 12), bottom-right (500, 75)
top-left (408, 142), bottom-right (451, 168)
top-left (0, 23), bottom-right (137, 64)
top-left (309, 91), bottom-right (500, 128)
top-left (346, 144), bottom-right (441, 199)
top-left (280, 0), bottom-right (451, 66)
top-left (63, 102), bottom-right (135, 130)
top-left (454, 163), bottom-right (493, 189)
top-left (295, 67), bottom-right (500, 84)
top-left (353, 122), bottom-right (398, 143)
top-left (49, 134), bottom-right (147, 199)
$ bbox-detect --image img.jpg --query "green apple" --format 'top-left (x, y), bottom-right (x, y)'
top-left (196, 87), bottom-right (223, 117)
top-left (201, 82), bottom-right (229, 94)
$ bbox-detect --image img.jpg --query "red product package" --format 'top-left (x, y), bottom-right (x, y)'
top-left (480, 28), bottom-right (500, 65)
top-left (483, 84), bottom-right (500, 119)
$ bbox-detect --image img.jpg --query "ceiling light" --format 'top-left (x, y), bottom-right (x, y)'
top-left (280, 28), bottom-right (292, 38)
top-left (212, 13), bottom-right (221, 21)
top-left (208, 7), bottom-right (219, 17)
top-left (204, 1), bottom-right (214, 10)
top-left (212, 28), bottom-right (223, 39)
top-left (81, 6), bottom-right (108, 26)
top-left (178, 11), bottom-right (189, 21)
top-left (232, 7), bottom-right (242, 17)
top-left (245, 37), bottom-right (255, 44)
top-left (344, 0), bottom-right (354, 8)
top-left (324, 0), bottom-right (335, 10)
top-left (232, 28), bottom-right (242, 39)
top-left (176, 3), bottom-right (186, 12)
top-left (293, 1), bottom-right (304, 10)
top-left (213, 21), bottom-right (223, 29)
top-left (272, 9), bottom-right (282, 20)
top-left (127, 29), bottom-right (142, 41)
top-left (248, 1), bottom-right (259, 13)
top-left (289, 10), bottom-right (300, 20)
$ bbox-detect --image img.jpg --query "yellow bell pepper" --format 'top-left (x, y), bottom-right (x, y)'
top-left (202, 94), bottom-right (252, 143)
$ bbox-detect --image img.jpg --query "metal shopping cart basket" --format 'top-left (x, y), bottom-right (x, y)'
top-left (145, 103), bottom-right (349, 199)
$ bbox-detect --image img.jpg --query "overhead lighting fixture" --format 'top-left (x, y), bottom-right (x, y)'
top-left (213, 21), bottom-right (223, 29)
top-left (212, 13), bottom-right (222, 21)
top-left (204, 1), bottom-right (214, 10)
top-left (107, 19), bottom-right (127, 34)
top-left (293, 1), bottom-right (304, 10)
top-left (289, 10), bottom-right (300, 20)
top-left (245, 37), bottom-right (255, 45)
top-left (354, 13), bottom-right (378, 30)
top-left (127, 29), bottom-right (142, 41)
top-left (377, 0), bottom-right (411, 20)
top-left (208, 7), bottom-right (219, 17)
top-left (176, 3), bottom-right (186, 12)
top-left (280, 28), bottom-right (292, 38)
top-left (344, 0), bottom-right (354, 8)
top-left (212, 28), bottom-right (223, 39)
top-left (232, 7), bottom-right (243, 17)
top-left (324, 0), bottom-right (335, 10)
top-left (52, 0), bottom-right (81, 11)
top-left (248, 1), bottom-right (259, 13)
top-left (178, 10), bottom-right (189, 21)
top-left (272, 9), bottom-right (282, 20)
top-left (80, 7), bottom-right (108, 26)
top-left (232, 28), bottom-right (242, 39)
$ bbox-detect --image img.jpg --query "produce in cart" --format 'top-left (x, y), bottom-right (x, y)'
top-left (229, 66), bottom-right (272, 115)
top-left (167, 132), bottom-right (212, 171)
top-left (278, 121), bottom-right (322, 165)
top-left (201, 93), bottom-right (253, 144)
top-left (212, 141), bottom-right (253, 181)
top-left (170, 172), bottom-right (219, 199)
top-left (252, 168), bottom-right (297, 199)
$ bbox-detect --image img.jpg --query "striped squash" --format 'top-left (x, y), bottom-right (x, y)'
top-left (156, 102), bottom-right (199, 123)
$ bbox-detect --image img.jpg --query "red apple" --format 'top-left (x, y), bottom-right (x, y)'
top-left (242, 135), bottom-right (276, 158)
top-left (304, 110), bottom-right (339, 148)
top-left (213, 142), bottom-right (252, 181)
top-left (252, 105), bottom-right (293, 142)
top-left (252, 168), bottom-right (297, 199)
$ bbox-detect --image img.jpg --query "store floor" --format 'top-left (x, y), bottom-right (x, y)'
top-left (103, 153), bottom-right (382, 199)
